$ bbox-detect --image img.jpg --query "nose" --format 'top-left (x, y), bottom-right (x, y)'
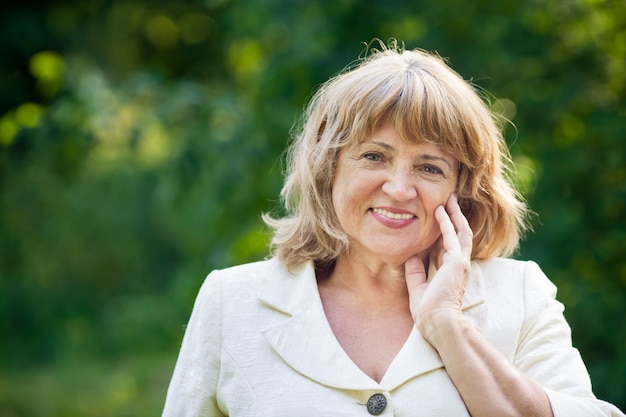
top-left (382, 167), bottom-right (417, 201)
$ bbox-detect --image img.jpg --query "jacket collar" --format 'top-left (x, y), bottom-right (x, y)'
top-left (257, 258), bottom-right (486, 391)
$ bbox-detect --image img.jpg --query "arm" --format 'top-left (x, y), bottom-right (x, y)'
top-left (406, 194), bottom-right (625, 417)
top-left (514, 261), bottom-right (625, 417)
top-left (421, 308), bottom-right (553, 417)
top-left (162, 271), bottom-right (226, 417)
top-left (406, 194), bottom-right (552, 417)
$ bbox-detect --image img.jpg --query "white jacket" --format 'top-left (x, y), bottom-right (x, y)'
top-left (163, 257), bottom-right (625, 416)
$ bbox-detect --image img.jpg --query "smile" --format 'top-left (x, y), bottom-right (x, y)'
top-left (371, 208), bottom-right (416, 220)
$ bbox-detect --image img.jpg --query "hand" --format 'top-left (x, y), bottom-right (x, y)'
top-left (405, 194), bottom-right (473, 344)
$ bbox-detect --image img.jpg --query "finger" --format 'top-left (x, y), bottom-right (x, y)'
top-left (446, 194), bottom-right (473, 258)
top-left (435, 204), bottom-right (462, 254)
top-left (405, 255), bottom-right (427, 290)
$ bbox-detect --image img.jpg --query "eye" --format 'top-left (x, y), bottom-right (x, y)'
top-left (421, 165), bottom-right (444, 175)
top-left (363, 152), bottom-right (383, 162)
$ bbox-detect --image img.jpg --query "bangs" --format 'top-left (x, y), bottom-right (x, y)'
top-left (330, 51), bottom-right (485, 166)
top-left (389, 71), bottom-right (470, 151)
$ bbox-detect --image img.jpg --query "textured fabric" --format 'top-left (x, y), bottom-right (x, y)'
top-left (162, 257), bottom-right (625, 417)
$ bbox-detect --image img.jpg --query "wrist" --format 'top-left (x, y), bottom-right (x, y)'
top-left (418, 308), bottom-right (470, 348)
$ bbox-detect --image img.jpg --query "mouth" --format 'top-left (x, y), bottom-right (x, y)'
top-left (370, 208), bottom-right (416, 220)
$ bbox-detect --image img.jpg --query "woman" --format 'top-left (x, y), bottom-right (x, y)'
top-left (162, 44), bottom-right (625, 416)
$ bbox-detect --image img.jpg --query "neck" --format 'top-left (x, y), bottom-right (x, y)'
top-left (319, 252), bottom-right (415, 303)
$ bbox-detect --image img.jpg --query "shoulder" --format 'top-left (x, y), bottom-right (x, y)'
top-left (466, 258), bottom-right (565, 359)
top-left (200, 257), bottom-right (298, 298)
top-left (470, 257), bottom-right (560, 325)
top-left (473, 257), bottom-right (536, 275)
top-left (212, 257), bottom-right (284, 278)
top-left (473, 257), bottom-right (557, 297)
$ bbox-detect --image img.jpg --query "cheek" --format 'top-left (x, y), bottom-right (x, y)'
top-left (420, 183), bottom-right (454, 209)
top-left (332, 180), bottom-right (367, 220)
top-left (331, 170), bottom-right (379, 226)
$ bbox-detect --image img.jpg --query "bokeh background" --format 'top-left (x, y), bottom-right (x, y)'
top-left (1, 0), bottom-right (625, 415)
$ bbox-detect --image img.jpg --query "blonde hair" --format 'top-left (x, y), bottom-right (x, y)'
top-left (264, 42), bottom-right (529, 269)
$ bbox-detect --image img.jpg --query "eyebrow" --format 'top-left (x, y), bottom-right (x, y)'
top-left (368, 141), bottom-right (454, 170)
top-left (420, 154), bottom-right (454, 170)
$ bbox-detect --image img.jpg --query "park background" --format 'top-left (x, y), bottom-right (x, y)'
top-left (1, 0), bottom-right (625, 415)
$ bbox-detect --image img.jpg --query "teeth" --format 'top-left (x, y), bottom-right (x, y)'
top-left (372, 208), bottom-right (414, 220)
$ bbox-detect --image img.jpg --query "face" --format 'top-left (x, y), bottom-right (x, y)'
top-left (331, 123), bottom-right (459, 265)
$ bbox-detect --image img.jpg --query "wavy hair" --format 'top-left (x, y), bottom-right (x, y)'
top-left (264, 42), bottom-right (529, 269)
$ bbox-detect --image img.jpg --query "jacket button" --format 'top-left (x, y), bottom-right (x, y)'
top-left (366, 393), bottom-right (387, 415)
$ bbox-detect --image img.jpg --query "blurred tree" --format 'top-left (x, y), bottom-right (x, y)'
top-left (0, 0), bottom-right (624, 414)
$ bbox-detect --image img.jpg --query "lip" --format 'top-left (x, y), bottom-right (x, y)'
top-left (369, 207), bottom-right (417, 229)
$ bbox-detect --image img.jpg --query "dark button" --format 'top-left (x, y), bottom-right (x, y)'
top-left (366, 393), bottom-right (387, 415)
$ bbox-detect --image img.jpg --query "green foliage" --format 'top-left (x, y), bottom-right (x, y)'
top-left (1, 0), bottom-right (625, 414)
top-left (0, 354), bottom-right (173, 417)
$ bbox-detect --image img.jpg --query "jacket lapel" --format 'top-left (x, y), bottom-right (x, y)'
top-left (258, 261), bottom-right (377, 390)
top-left (256, 259), bottom-right (486, 391)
